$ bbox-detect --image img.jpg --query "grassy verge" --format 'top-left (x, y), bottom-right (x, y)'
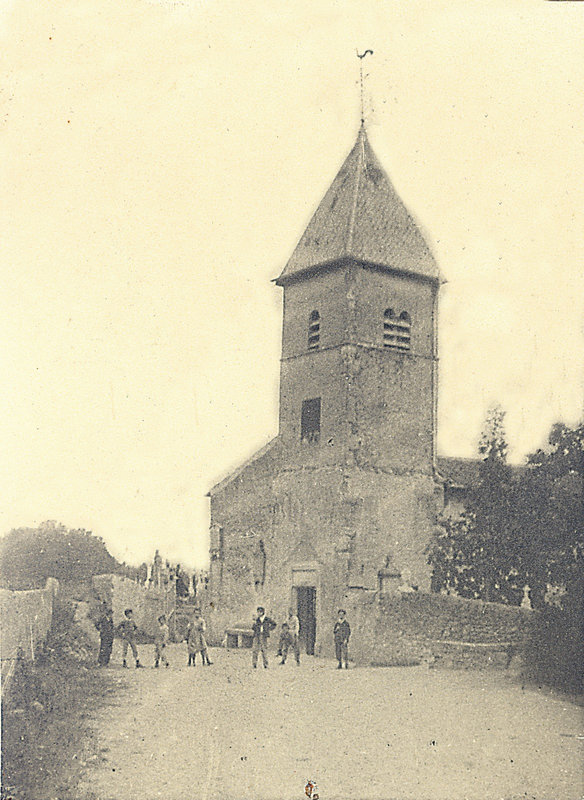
top-left (1, 600), bottom-right (123, 800)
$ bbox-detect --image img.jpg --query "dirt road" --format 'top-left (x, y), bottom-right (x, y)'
top-left (77, 643), bottom-right (582, 800)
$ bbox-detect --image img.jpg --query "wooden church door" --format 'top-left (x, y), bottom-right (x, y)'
top-left (296, 586), bottom-right (317, 655)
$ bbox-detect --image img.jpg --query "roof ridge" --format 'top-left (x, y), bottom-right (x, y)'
top-left (345, 126), bottom-right (366, 253)
top-left (206, 437), bottom-right (280, 496)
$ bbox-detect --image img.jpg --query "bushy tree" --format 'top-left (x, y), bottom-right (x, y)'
top-left (430, 415), bottom-right (584, 610)
top-left (0, 521), bottom-right (122, 590)
top-left (430, 406), bottom-right (518, 602)
top-left (511, 422), bottom-right (583, 610)
top-left (518, 422), bottom-right (584, 693)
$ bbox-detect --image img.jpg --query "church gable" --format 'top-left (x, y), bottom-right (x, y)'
top-left (207, 437), bottom-right (282, 498)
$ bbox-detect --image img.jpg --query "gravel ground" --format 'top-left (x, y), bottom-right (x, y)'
top-left (77, 642), bottom-right (583, 800)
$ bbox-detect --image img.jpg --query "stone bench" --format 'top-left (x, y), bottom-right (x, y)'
top-left (225, 628), bottom-right (254, 649)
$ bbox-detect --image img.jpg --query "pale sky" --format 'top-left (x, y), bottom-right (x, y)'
top-left (2, 0), bottom-right (583, 568)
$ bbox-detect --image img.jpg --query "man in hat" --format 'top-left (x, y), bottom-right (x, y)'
top-left (96, 605), bottom-right (114, 666)
top-left (251, 606), bottom-right (276, 668)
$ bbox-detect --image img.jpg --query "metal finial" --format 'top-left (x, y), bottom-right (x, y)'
top-left (356, 49), bottom-right (374, 125)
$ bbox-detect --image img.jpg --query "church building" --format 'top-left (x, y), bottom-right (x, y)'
top-left (207, 125), bottom-right (461, 656)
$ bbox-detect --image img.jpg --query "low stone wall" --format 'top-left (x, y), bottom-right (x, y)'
top-left (92, 574), bottom-right (175, 638)
top-left (342, 590), bottom-right (533, 669)
top-left (0, 578), bottom-right (59, 661)
top-left (0, 578), bottom-right (59, 699)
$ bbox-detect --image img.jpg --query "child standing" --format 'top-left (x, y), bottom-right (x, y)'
top-left (287, 608), bottom-right (301, 665)
top-left (186, 609), bottom-right (213, 666)
top-left (117, 608), bottom-right (143, 669)
top-left (333, 609), bottom-right (351, 670)
top-left (154, 614), bottom-right (170, 668)
top-left (277, 622), bottom-right (293, 664)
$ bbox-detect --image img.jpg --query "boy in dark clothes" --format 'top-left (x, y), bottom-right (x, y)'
top-left (116, 608), bottom-right (143, 669)
top-left (333, 609), bottom-right (351, 669)
top-left (96, 606), bottom-right (114, 666)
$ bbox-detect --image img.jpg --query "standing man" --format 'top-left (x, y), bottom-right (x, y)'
top-left (333, 609), bottom-right (351, 670)
top-left (96, 606), bottom-right (114, 666)
top-left (251, 606), bottom-right (276, 669)
top-left (285, 607), bottom-right (301, 665)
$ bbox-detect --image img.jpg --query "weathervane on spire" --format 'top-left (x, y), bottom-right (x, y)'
top-left (356, 49), bottom-right (374, 126)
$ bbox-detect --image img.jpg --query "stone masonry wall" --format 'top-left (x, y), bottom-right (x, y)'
top-left (0, 578), bottom-right (59, 661)
top-left (92, 575), bottom-right (174, 638)
top-left (208, 453), bottom-right (439, 655)
top-left (342, 590), bottom-right (533, 669)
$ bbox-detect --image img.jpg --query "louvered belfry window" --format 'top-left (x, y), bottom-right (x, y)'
top-left (383, 309), bottom-right (411, 351)
top-left (308, 310), bottom-right (320, 350)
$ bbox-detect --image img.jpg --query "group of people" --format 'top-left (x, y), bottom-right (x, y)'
top-left (95, 606), bottom-right (213, 669)
top-left (250, 606), bottom-right (351, 670)
top-left (96, 604), bottom-right (352, 670)
top-left (96, 606), bottom-right (144, 669)
top-left (250, 606), bottom-right (298, 668)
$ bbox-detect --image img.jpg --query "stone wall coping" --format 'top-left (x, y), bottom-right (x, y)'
top-left (0, 578), bottom-right (59, 598)
top-left (382, 593), bottom-right (534, 613)
top-left (433, 640), bottom-right (512, 648)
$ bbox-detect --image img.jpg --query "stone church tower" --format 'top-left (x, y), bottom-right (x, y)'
top-left (207, 126), bottom-right (443, 656)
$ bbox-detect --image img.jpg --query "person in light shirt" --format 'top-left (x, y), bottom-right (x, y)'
top-left (154, 614), bottom-right (170, 668)
top-left (283, 607), bottom-right (301, 665)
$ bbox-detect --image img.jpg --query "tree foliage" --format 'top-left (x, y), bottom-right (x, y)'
top-left (512, 422), bottom-right (583, 610)
top-left (430, 413), bottom-right (583, 610)
top-left (0, 521), bottom-right (122, 590)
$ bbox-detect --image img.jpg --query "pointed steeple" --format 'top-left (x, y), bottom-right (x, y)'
top-left (276, 127), bottom-right (439, 285)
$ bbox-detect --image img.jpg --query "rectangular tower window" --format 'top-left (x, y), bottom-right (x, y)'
top-left (301, 398), bottom-right (321, 444)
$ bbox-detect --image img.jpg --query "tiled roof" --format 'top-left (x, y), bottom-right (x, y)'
top-left (436, 457), bottom-right (526, 488)
top-left (206, 437), bottom-right (281, 497)
top-left (276, 126), bottom-right (440, 284)
top-left (436, 457), bottom-right (482, 488)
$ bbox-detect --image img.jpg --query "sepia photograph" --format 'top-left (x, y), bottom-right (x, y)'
top-left (1, 1), bottom-right (583, 798)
